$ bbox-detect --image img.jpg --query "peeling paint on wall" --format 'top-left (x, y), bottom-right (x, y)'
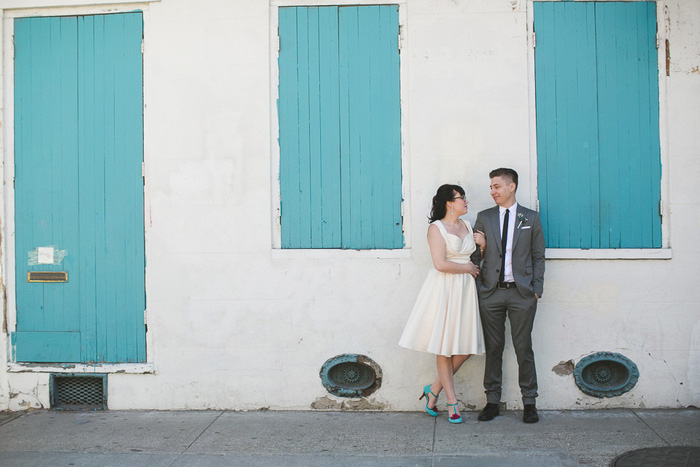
top-left (311, 396), bottom-right (388, 411)
top-left (552, 360), bottom-right (575, 376)
top-left (664, 2), bottom-right (700, 76)
top-left (7, 380), bottom-right (46, 410)
top-left (665, 5), bottom-right (672, 76)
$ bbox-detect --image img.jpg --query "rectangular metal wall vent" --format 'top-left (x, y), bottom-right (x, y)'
top-left (50, 374), bottom-right (107, 410)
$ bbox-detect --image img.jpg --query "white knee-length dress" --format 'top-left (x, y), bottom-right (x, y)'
top-left (399, 219), bottom-right (485, 357)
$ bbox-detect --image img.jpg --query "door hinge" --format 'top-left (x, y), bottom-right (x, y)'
top-left (142, 162), bottom-right (145, 178)
top-left (659, 199), bottom-right (663, 218)
top-left (535, 198), bottom-right (540, 211)
top-left (656, 33), bottom-right (660, 49)
top-left (277, 28), bottom-right (280, 53)
top-left (144, 309), bottom-right (147, 324)
top-left (532, 32), bottom-right (536, 48)
top-left (141, 39), bottom-right (144, 54)
top-left (398, 25), bottom-right (403, 53)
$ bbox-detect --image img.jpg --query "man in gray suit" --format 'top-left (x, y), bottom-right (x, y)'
top-left (471, 168), bottom-right (545, 423)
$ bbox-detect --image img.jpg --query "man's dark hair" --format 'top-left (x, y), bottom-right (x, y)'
top-left (489, 168), bottom-right (518, 191)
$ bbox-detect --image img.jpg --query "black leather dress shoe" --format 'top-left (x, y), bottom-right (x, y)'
top-left (478, 403), bottom-right (500, 421)
top-left (523, 404), bottom-right (539, 423)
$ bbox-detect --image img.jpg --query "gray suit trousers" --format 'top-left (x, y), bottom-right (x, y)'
top-left (479, 287), bottom-right (538, 405)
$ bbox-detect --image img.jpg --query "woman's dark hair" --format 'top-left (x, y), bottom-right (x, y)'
top-left (429, 184), bottom-right (465, 222)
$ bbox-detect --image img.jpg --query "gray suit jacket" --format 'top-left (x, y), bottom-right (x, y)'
top-left (471, 204), bottom-right (545, 299)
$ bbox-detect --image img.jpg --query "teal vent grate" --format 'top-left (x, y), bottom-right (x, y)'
top-left (573, 352), bottom-right (639, 398)
top-left (320, 354), bottom-right (383, 398)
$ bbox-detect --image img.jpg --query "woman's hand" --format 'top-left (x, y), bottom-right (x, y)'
top-left (465, 263), bottom-right (480, 278)
top-left (474, 230), bottom-right (486, 249)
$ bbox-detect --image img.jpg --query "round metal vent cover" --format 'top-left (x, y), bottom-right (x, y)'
top-left (328, 362), bottom-right (374, 390)
top-left (573, 351), bottom-right (639, 398)
top-left (320, 354), bottom-right (382, 398)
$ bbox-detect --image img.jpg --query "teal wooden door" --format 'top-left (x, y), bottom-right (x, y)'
top-left (13, 13), bottom-right (145, 363)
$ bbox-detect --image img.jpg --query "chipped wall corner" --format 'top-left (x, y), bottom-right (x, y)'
top-left (7, 373), bottom-right (50, 411)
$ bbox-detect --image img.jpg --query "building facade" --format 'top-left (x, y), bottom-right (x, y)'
top-left (0, 0), bottom-right (698, 411)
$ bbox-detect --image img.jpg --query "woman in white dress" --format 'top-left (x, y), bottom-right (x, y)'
top-left (399, 184), bottom-right (486, 424)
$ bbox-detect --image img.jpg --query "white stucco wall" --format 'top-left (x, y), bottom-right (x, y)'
top-left (1, 0), bottom-right (698, 411)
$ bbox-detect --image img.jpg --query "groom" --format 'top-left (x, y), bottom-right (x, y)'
top-left (471, 168), bottom-right (545, 423)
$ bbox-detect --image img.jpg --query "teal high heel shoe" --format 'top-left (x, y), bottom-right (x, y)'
top-left (418, 384), bottom-right (439, 417)
top-left (446, 402), bottom-right (463, 424)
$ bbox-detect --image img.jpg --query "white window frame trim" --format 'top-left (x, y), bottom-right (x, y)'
top-left (526, 0), bottom-right (672, 260)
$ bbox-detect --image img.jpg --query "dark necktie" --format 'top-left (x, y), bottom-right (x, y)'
top-left (499, 209), bottom-right (509, 284)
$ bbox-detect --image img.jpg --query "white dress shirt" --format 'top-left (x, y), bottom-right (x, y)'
top-left (499, 203), bottom-right (518, 283)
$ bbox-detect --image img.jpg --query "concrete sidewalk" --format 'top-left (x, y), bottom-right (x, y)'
top-left (0, 409), bottom-right (698, 466)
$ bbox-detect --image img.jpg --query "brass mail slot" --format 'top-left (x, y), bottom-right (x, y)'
top-left (27, 271), bottom-right (68, 283)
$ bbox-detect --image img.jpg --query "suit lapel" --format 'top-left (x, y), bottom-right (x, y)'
top-left (512, 204), bottom-right (524, 250)
top-left (487, 207), bottom-right (502, 254)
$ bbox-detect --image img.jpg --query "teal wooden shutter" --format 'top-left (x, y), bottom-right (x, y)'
top-left (279, 7), bottom-right (342, 248)
top-left (14, 13), bottom-right (145, 363)
top-left (77, 13), bottom-right (145, 363)
top-left (14, 16), bottom-right (82, 362)
top-left (278, 5), bottom-right (403, 249)
top-left (534, 1), bottom-right (661, 248)
top-left (595, 3), bottom-right (661, 248)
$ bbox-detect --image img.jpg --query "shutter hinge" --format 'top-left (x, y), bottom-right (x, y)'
top-left (144, 309), bottom-right (147, 324)
top-left (398, 25), bottom-right (403, 53)
top-left (277, 28), bottom-right (280, 53)
top-left (141, 39), bottom-right (144, 54)
top-left (532, 32), bottom-right (536, 48)
top-left (535, 198), bottom-right (540, 211)
top-left (659, 199), bottom-right (663, 218)
top-left (142, 162), bottom-right (145, 178)
top-left (656, 33), bottom-right (660, 49)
